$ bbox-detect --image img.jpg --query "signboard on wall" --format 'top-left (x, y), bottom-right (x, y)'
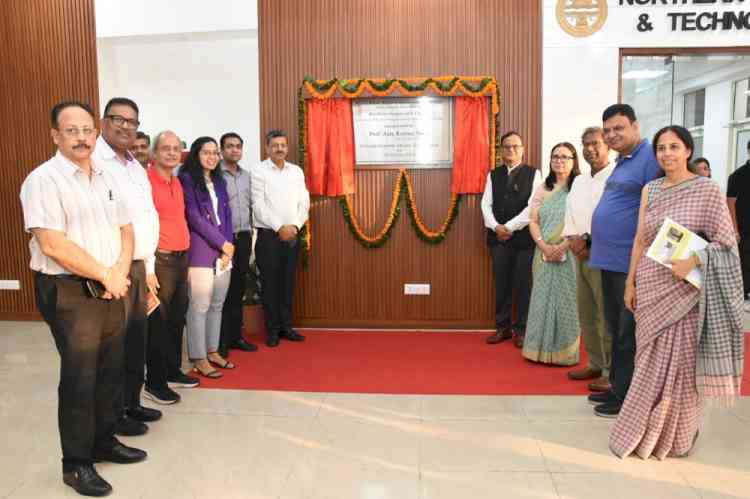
top-left (555, 0), bottom-right (749, 38)
top-left (352, 97), bottom-right (453, 167)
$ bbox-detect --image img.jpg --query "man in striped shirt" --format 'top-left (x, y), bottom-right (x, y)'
top-left (20, 101), bottom-right (146, 497)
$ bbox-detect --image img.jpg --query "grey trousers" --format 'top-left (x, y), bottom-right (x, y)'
top-left (186, 266), bottom-right (231, 360)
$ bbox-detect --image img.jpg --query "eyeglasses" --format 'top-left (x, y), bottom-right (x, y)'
top-left (551, 155), bottom-right (574, 161)
top-left (105, 114), bottom-right (140, 129)
top-left (502, 145), bottom-right (524, 150)
top-left (58, 127), bottom-right (96, 138)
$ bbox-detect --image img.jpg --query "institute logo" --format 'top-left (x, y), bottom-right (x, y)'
top-left (556, 0), bottom-right (608, 38)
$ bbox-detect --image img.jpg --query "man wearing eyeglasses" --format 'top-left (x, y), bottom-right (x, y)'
top-left (481, 131), bottom-right (542, 348)
top-left (20, 101), bottom-right (145, 497)
top-left (94, 98), bottom-right (162, 435)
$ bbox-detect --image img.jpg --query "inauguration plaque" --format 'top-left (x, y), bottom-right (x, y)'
top-left (352, 97), bottom-right (453, 167)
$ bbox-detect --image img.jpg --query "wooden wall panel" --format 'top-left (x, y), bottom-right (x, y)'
top-left (0, 0), bottom-right (99, 319)
top-left (261, 0), bottom-right (542, 328)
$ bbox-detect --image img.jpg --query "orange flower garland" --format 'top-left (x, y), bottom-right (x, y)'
top-left (341, 170), bottom-right (405, 247)
top-left (402, 170), bottom-right (460, 242)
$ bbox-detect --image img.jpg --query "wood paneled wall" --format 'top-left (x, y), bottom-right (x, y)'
top-left (260, 0), bottom-right (542, 328)
top-left (0, 0), bottom-right (99, 319)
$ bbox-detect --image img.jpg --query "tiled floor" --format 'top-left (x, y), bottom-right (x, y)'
top-left (1, 321), bottom-right (750, 499)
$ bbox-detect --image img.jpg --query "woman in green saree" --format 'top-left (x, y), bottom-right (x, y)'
top-left (522, 142), bottom-right (581, 365)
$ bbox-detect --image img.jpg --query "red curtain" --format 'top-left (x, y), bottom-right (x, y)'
top-left (305, 98), bottom-right (355, 196)
top-left (452, 96), bottom-right (490, 194)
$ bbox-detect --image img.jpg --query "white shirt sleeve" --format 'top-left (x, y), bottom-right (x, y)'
top-left (505, 169), bottom-right (543, 233)
top-left (561, 184), bottom-right (577, 238)
top-left (480, 173), bottom-right (499, 231)
top-left (20, 170), bottom-right (66, 233)
top-left (296, 170), bottom-right (310, 230)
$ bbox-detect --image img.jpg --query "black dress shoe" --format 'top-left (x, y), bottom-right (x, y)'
top-left (232, 338), bottom-right (258, 352)
top-left (127, 404), bottom-right (162, 422)
top-left (63, 464), bottom-right (112, 497)
top-left (588, 390), bottom-right (616, 406)
top-left (594, 401), bottom-right (621, 419)
top-left (279, 329), bottom-right (305, 342)
top-left (94, 440), bottom-right (147, 464)
top-left (266, 332), bottom-right (280, 347)
top-left (486, 328), bottom-right (512, 344)
top-left (114, 415), bottom-right (148, 436)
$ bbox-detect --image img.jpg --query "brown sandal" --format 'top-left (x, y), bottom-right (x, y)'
top-left (193, 366), bottom-right (222, 379)
top-left (208, 358), bottom-right (236, 370)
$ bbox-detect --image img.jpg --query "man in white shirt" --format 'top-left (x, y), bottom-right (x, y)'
top-left (251, 130), bottom-right (310, 347)
top-left (20, 101), bottom-right (146, 497)
top-left (481, 131), bottom-right (542, 347)
top-left (562, 126), bottom-right (614, 392)
top-left (94, 98), bottom-right (163, 434)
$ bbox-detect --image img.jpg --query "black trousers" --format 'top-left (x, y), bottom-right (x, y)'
top-left (121, 260), bottom-right (147, 411)
top-left (490, 242), bottom-right (533, 332)
top-left (255, 228), bottom-right (299, 335)
top-left (740, 238), bottom-right (750, 297)
top-left (220, 230), bottom-right (251, 347)
top-left (146, 251), bottom-right (189, 389)
top-left (34, 273), bottom-right (125, 467)
top-left (601, 270), bottom-right (636, 403)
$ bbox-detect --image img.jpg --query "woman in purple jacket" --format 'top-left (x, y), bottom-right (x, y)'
top-left (179, 137), bottom-right (236, 378)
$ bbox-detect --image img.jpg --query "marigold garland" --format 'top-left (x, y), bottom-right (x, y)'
top-left (298, 75), bottom-right (494, 260)
top-left (402, 171), bottom-right (461, 244)
top-left (337, 169), bottom-right (461, 249)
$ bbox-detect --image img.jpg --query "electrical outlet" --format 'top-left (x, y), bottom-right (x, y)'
top-left (404, 283), bottom-right (430, 295)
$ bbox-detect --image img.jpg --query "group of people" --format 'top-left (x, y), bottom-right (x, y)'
top-left (19, 97), bottom-right (310, 497)
top-left (18, 96), bottom-right (750, 496)
top-left (482, 103), bottom-right (745, 460)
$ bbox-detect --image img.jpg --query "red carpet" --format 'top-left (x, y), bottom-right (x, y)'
top-left (196, 330), bottom-right (750, 396)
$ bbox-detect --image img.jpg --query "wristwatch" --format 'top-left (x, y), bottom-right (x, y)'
top-left (581, 233), bottom-right (592, 248)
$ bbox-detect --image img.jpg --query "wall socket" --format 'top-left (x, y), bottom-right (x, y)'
top-left (404, 283), bottom-right (430, 295)
top-left (0, 280), bottom-right (21, 290)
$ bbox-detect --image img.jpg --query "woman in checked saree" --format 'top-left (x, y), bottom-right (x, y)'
top-left (522, 142), bottom-right (581, 365)
top-left (610, 125), bottom-right (744, 459)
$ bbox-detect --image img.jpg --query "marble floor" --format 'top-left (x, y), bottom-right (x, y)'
top-left (1, 321), bottom-right (750, 499)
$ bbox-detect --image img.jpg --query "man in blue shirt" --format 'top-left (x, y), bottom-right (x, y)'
top-left (587, 104), bottom-right (661, 418)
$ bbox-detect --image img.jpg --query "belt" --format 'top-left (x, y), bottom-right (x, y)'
top-left (157, 249), bottom-right (187, 256)
top-left (40, 273), bottom-right (85, 282)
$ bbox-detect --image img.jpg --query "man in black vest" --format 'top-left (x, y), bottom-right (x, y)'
top-left (481, 131), bottom-right (542, 347)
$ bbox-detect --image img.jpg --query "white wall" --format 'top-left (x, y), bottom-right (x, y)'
top-left (95, 1), bottom-right (261, 165)
top-left (543, 0), bottom-right (747, 187)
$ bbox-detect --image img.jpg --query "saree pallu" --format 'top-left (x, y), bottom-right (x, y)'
top-left (522, 188), bottom-right (580, 366)
top-left (610, 176), bottom-right (741, 459)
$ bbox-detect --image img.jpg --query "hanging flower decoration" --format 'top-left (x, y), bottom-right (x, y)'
top-left (298, 75), bottom-right (496, 259)
top-left (339, 169), bottom-right (462, 249)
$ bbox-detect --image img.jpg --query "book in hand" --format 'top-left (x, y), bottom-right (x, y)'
top-left (215, 257), bottom-right (233, 277)
top-left (645, 217), bottom-right (707, 288)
